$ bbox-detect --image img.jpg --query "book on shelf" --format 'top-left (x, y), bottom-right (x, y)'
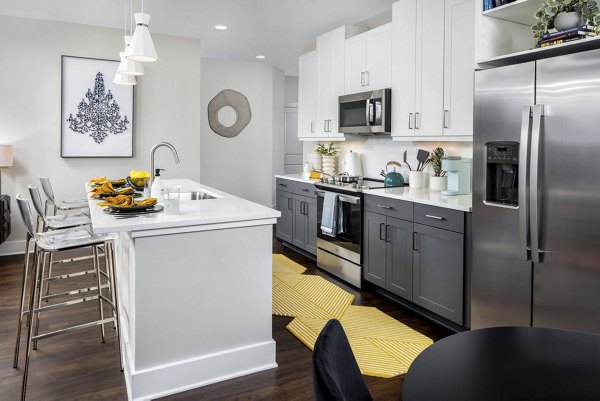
top-left (541, 27), bottom-right (596, 41)
top-left (536, 35), bottom-right (591, 48)
top-left (483, 0), bottom-right (495, 11)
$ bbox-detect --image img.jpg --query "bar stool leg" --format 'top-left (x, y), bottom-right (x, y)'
top-left (108, 242), bottom-right (123, 371)
top-left (93, 246), bottom-right (105, 343)
top-left (104, 242), bottom-right (117, 329)
top-left (13, 235), bottom-right (33, 368)
top-left (33, 252), bottom-right (48, 351)
top-left (21, 249), bottom-right (43, 401)
top-left (44, 253), bottom-right (54, 302)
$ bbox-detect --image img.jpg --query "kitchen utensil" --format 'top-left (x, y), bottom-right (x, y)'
top-left (383, 161), bottom-right (404, 187)
top-left (416, 149), bottom-right (430, 171)
top-left (332, 173), bottom-right (360, 183)
top-left (404, 150), bottom-right (413, 171)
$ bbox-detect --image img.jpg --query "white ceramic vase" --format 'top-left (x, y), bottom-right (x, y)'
top-left (429, 176), bottom-right (448, 192)
top-left (409, 171), bottom-right (427, 189)
top-left (553, 11), bottom-right (584, 31)
top-left (322, 155), bottom-right (337, 176)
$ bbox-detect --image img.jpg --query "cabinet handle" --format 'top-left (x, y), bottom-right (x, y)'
top-left (311, 120), bottom-right (315, 133)
top-left (302, 188), bottom-right (309, 192)
top-left (413, 232), bottom-right (419, 251)
top-left (324, 120), bottom-right (328, 132)
top-left (385, 224), bottom-right (391, 242)
top-left (288, 197), bottom-right (292, 210)
top-left (328, 119), bottom-right (332, 132)
top-left (365, 71), bottom-right (370, 86)
top-left (408, 113), bottom-right (414, 129)
top-left (444, 110), bottom-right (450, 129)
top-left (361, 71), bottom-right (365, 86)
top-left (301, 201), bottom-right (305, 215)
top-left (379, 223), bottom-right (386, 241)
top-left (377, 204), bottom-right (392, 210)
top-left (279, 183), bottom-right (288, 187)
top-left (415, 112), bottom-right (421, 129)
top-left (425, 214), bottom-right (445, 221)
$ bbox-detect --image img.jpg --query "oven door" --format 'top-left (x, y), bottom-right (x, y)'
top-left (315, 190), bottom-right (362, 264)
top-left (338, 89), bottom-right (391, 134)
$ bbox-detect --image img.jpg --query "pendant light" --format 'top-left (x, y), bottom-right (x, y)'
top-left (118, 36), bottom-right (144, 76)
top-left (113, 52), bottom-right (137, 85)
top-left (125, 0), bottom-right (158, 62)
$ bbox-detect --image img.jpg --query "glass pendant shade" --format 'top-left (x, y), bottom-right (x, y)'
top-left (124, 13), bottom-right (158, 62)
top-left (114, 53), bottom-right (137, 85)
top-left (118, 36), bottom-right (144, 76)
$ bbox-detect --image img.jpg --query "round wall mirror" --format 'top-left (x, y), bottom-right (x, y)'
top-left (207, 89), bottom-right (252, 138)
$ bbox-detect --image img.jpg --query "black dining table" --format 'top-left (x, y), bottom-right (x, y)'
top-left (403, 326), bottom-right (600, 401)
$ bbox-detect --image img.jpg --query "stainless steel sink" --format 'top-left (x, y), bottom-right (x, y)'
top-left (178, 191), bottom-right (217, 201)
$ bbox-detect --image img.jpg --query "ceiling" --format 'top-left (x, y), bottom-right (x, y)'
top-left (0, 0), bottom-right (395, 75)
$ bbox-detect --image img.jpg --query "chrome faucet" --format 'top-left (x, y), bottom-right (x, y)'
top-left (150, 142), bottom-right (180, 186)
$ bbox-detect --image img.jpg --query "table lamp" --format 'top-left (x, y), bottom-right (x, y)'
top-left (0, 145), bottom-right (14, 195)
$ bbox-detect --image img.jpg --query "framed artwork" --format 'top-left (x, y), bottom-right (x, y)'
top-left (61, 55), bottom-right (134, 158)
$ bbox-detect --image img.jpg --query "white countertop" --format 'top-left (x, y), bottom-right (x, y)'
top-left (274, 174), bottom-right (317, 184)
top-left (87, 179), bottom-right (280, 234)
top-left (364, 187), bottom-right (472, 212)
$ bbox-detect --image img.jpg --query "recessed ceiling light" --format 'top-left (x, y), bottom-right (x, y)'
top-left (255, 55), bottom-right (266, 59)
top-left (214, 25), bottom-right (228, 30)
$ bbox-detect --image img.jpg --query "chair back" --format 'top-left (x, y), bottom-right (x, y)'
top-left (28, 185), bottom-right (47, 222)
top-left (39, 177), bottom-right (55, 202)
top-left (15, 194), bottom-right (36, 238)
top-left (312, 319), bottom-right (373, 401)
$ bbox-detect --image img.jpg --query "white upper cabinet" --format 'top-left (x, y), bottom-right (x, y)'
top-left (317, 27), bottom-right (346, 139)
top-left (443, 0), bottom-right (475, 136)
top-left (298, 51), bottom-right (318, 139)
top-left (392, 0), bottom-right (474, 141)
top-left (345, 23), bottom-right (392, 94)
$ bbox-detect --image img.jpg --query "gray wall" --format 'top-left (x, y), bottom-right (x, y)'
top-left (200, 58), bottom-right (284, 208)
top-left (0, 15), bottom-right (202, 254)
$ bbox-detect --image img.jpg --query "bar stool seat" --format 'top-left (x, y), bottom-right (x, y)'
top-left (29, 185), bottom-right (90, 231)
top-left (35, 226), bottom-right (111, 251)
top-left (40, 177), bottom-right (88, 213)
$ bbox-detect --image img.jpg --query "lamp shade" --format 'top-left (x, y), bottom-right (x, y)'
top-left (0, 145), bottom-right (13, 167)
top-left (114, 54), bottom-right (137, 85)
top-left (124, 13), bottom-right (158, 62)
top-left (118, 36), bottom-right (145, 76)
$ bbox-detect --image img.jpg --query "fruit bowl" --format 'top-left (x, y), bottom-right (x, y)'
top-left (126, 176), bottom-right (146, 190)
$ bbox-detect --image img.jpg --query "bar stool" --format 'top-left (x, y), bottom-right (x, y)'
top-left (39, 177), bottom-right (88, 215)
top-left (14, 194), bottom-right (122, 401)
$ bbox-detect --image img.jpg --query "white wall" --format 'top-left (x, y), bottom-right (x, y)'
top-left (0, 15), bottom-right (202, 255)
top-left (284, 76), bottom-right (299, 105)
top-left (303, 138), bottom-right (473, 182)
top-left (200, 58), bottom-right (284, 208)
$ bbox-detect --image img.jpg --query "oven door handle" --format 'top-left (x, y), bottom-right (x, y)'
top-left (315, 190), bottom-right (361, 205)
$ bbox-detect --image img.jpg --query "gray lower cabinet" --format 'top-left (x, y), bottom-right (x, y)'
top-left (363, 212), bottom-right (413, 300)
top-left (275, 179), bottom-right (317, 256)
top-left (276, 190), bottom-right (293, 243)
top-left (413, 223), bottom-right (464, 324)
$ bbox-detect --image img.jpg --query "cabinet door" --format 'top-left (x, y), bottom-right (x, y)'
top-left (363, 211), bottom-right (387, 286)
top-left (443, 0), bottom-right (475, 137)
top-left (385, 217), bottom-right (414, 301)
top-left (365, 23), bottom-right (392, 90)
top-left (292, 195), bottom-right (307, 250)
top-left (276, 190), bottom-right (294, 243)
top-left (305, 196), bottom-right (317, 255)
top-left (413, 223), bottom-right (464, 324)
top-left (391, 0), bottom-right (417, 137)
top-left (345, 33), bottom-right (367, 94)
top-left (298, 51), bottom-right (318, 139)
top-left (414, 0), bottom-right (445, 137)
top-left (317, 27), bottom-right (346, 138)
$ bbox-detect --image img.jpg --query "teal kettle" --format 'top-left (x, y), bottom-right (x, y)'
top-left (382, 161), bottom-right (405, 187)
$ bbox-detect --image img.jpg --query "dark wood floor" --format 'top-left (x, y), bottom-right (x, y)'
top-left (0, 235), bottom-right (450, 400)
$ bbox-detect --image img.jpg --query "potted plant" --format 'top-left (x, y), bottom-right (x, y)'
top-left (316, 142), bottom-right (339, 176)
top-left (532, 0), bottom-right (600, 43)
top-left (429, 147), bottom-right (447, 192)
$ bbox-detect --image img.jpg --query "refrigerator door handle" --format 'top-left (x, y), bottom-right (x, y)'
top-left (530, 104), bottom-right (544, 263)
top-left (519, 106), bottom-right (533, 261)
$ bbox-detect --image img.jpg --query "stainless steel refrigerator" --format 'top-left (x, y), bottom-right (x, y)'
top-left (472, 49), bottom-right (600, 335)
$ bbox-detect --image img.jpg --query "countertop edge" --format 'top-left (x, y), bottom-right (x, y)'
top-left (363, 189), bottom-right (472, 212)
top-left (274, 175), bottom-right (317, 184)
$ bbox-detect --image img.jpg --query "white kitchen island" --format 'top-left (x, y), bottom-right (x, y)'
top-left (87, 179), bottom-right (280, 401)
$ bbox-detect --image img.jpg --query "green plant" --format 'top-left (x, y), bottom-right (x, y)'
top-left (532, 0), bottom-right (600, 41)
top-left (429, 147), bottom-right (446, 177)
top-left (315, 142), bottom-right (339, 156)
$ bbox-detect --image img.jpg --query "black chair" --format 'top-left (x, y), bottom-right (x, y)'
top-left (312, 319), bottom-right (373, 401)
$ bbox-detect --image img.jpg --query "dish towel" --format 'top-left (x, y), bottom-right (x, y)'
top-left (321, 192), bottom-right (339, 237)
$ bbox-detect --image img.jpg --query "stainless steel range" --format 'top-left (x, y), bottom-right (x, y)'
top-left (315, 176), bottom-right (404, 288)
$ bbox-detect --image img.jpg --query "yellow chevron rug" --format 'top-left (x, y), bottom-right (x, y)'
top-left (272, 254), bottom-right (433, 378)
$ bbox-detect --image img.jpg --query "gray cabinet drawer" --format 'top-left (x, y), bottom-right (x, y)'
top-left (364, 194), bottom-right (413, 221)
top-left (414, 204), bottom-right (464, 233)
top-left (276, 178), bottom-right (317, 199)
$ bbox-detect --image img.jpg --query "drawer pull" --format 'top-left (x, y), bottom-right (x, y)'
top-left (279, 183), bottom-right (288, 187)
top-left (379, 223), bottom-right (386, 241)
top-left (425, 214), bottom-right (445, 220)
top-left (302, 188), bottom-right (309, 192)
top-left (377, 205), bottom-right (393, 210)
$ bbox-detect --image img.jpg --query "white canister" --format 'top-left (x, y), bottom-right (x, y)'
top-left (429, 176), bottom-right (448, 192)
top-left (409, 171), bottom-right (426, 189)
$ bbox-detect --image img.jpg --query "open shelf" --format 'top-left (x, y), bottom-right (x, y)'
top-left (477, 35), bottom-right (600, 67)
top-left (482, 0), bottom-right (540, 26)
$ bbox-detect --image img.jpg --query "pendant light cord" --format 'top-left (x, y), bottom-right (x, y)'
top-left (130, 0), bottom-right (133, 36)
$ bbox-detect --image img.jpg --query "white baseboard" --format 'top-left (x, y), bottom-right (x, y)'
top-left (0, 240), bottom-right (32, 256)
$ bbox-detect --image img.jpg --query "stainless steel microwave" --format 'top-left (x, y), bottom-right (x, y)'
top-left (338, 88), bottom-right (391, 134)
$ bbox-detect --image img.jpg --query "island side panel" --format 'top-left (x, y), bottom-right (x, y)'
top-left (129, 223), bottom-right (276, 400)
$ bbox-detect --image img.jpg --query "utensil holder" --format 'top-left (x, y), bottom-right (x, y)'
top-left (409, 171), bottom-right (426, 189)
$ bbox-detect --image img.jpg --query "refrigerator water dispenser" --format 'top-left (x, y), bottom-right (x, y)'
top-left (485, 142), bottom-right (519, 206)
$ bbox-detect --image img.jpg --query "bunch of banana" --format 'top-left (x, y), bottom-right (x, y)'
top-left (135, 198), bottom-right (157, 207)
top-left (98, 195), bottom-right (136, 207)
top-left (88, 176), bottom-right (109, 185)
top-left (88, 181), bottom-right (115, 198)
